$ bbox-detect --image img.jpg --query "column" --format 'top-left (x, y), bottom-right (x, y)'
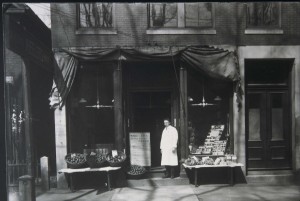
top-left (114, 62), bottom-right (123, 151)
top-left (179, 66), bottom-right (188, 160)
top-left (55, 106), bottom-right (68, 189)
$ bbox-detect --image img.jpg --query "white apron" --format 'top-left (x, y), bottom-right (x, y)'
top-left (160, 125), bottom-right (178, 166)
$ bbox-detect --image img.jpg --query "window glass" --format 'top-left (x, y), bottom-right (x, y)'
top-left (271, 93), bottom-right (284, 140)
top-left (248, 93), bottom-right (262, 141)
top-left (247, 3), bottom-right (280, 28)
top-left (149, 3), bottom-right (178, 27)
top-left (79, 3), bottom-right (113, 28)
top-left (185, 3), bottom-right (213, 28)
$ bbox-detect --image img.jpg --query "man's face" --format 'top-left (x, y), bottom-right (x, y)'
top-left (164, 120), bottom-right (170, 127)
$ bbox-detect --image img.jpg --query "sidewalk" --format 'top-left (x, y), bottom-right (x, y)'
top-left (36, 184), bottom-right (300, 201)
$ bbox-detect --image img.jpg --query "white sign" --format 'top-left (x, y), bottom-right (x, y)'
top-left (129, 132), bottom-right (151, 166)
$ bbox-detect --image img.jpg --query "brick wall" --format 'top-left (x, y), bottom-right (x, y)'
top-left (51, 2), bottom-right (300, 48)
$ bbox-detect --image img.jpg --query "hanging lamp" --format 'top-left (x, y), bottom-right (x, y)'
top-left (191, 79), bottom-right (216, 107)
top-left (85, 69), bottom-right (114, 109)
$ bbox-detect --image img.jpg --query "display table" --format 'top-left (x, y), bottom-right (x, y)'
top-left (58, 167), bottom-right (121, 191)
top-left (182, 163), bottom-right (244, 187)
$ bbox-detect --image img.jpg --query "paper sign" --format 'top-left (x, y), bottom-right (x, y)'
top-left (112, 150), bottom-right (118, 157)
top-left (129, 132), bottom-right (151, 166)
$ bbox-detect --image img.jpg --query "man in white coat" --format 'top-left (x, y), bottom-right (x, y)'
top-left (160, 118), bottom-right (178, 179)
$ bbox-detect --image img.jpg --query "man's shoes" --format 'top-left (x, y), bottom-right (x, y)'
top-left (163, 174), bottom-right (170, 179)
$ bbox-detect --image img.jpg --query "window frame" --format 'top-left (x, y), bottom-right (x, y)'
top-left (147, 3), bottom-right (216, 35)
top-left (184, 2), bottom-right (215, 29)
top-left (75, 3), bottom-right (117, 35)
top-left (244, 2), bottom-right (283, 35)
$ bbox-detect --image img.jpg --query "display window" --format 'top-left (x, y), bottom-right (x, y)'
top-left (187, 67), bottom-right (233, 156)
top-left (67, 62), bottom-right (115, 153)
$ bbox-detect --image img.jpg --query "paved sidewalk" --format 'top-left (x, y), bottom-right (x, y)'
top-left (36, 184), bottom-right (300, 201)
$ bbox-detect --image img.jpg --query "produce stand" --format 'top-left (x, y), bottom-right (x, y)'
top-left (182, 163), bottom-right (244, 187)
top-left (58, 166), bottom-right (121, 191)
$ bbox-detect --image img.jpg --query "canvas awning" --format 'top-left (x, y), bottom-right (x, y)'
top-left (50, 45), bottom-right (242, 109)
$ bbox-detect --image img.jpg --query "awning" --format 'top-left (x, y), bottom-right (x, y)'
top-left (51, 45), bottom-right (242, 109)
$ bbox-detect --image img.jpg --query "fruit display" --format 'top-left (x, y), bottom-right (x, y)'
top-left (86, 152), bottom-right (106, 168)
top-left (185, 158), bottom-right (197, 166)
top-left (65, 153), bottom-right (87, 169)
top-left (184, 156), bottom-right (203, 166)
top-left (127, 165), bottom-right (146, 175)
top-left (204, 158), bottom-right (214, 165)
top-left (106, 151), bottom-right (126, 167)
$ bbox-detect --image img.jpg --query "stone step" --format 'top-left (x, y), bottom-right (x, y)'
top-left (246, 174), bottom-right (296, 185)
top-left (126, 177), bottom-right (190, 187)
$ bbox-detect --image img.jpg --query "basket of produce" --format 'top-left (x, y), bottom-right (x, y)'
top-left (86, 152), bottom-right (107, 168)
top-left (126, 165), bottom-right (146, 179)
top-left (105, 151), bottom-right (126, 167)
top-left (184, 156), bottom-right (203, 166)
top-left (203, 158), bottom-right (214, 165)
top-left (65, 153), bottom-right (87, 169)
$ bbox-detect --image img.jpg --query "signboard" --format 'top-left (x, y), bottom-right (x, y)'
top-left (129, 132), bottom-right (151, 166)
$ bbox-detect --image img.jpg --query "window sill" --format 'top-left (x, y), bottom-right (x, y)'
top-left (75, 28), bottom-right (117, 35)
top-left (146, 28), bottom-right (216, 35)
top-left (245, 29), bottom-right (284, 35)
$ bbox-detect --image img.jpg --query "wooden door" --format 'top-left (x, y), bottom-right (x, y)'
top-left (246, 89), bottom-right (291, 170)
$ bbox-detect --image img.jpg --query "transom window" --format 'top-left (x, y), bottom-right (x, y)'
top-left (148, 3), bottom-right (214, 28)
top-left (78, 3), bottom-right (113, 28)
top-left (246, 2), bottom-right (280, 28)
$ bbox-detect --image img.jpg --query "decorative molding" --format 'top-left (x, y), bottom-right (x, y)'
top-left (75, 28), bottom-right (117, 35)
top-left (146, 28), bottom-right (216, 35)
top-left (245, 29), bottom-right (284, 35)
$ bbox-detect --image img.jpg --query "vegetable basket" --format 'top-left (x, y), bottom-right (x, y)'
top-left (65, 153), bottom-right (87, 169)
top-left (86, 153), bottom-right (107, 168)
top-left (105, 151), bottom-right (126, 167)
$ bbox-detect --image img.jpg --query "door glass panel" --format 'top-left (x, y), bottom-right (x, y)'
top-left (248, 93), bottom-right (261, 141)
top-left (271, 93), bottom-right (284, 140)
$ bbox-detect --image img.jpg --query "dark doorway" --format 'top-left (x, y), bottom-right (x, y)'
top-left (245, 59), bottom-right (293, 171)
top-left (130, 91), bottom-right (171, 167)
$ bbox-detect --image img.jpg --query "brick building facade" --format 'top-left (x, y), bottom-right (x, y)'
top-left (50, 2), bottom-right (300, 188)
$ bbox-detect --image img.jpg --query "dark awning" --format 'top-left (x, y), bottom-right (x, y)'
top-left (51, 45), bottom-right (242, 109)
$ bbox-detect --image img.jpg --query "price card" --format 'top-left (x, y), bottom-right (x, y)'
top-left (112, 150), bottom-right (118, 157)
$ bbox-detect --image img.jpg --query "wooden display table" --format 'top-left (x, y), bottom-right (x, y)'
top-left (58, 167), bottom-right (121, 191)
top-left (182, 163), bottom-right (244, 187)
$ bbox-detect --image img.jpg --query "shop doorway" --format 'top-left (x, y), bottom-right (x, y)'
top-left (129, 91), bottom-right (171, 167)
top-left (245, 59), bottom-right (293, 171)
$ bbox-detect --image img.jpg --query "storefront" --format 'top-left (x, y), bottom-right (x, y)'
top-left (49, 46), bottom-right (244, 186)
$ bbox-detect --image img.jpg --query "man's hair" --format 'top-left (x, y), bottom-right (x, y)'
top-left (163, 118), bottom-right (171, 122)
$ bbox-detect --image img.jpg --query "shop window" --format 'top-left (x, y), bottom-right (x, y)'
top-left (187, 68), bottom-right (232, 155)
top-left (185, 3), bottom-right (213, 28)
top-left (76, 3), bottom-right (117, 34)
top-left (67, 63), bottom-right (115, 152)
top-left (245, 3), bottom-right (283, 34)
top-left (147, 3), bottom-right (216, 34)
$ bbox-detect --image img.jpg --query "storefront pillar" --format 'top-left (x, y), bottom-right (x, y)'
top-left (54, 106), bottom-right (68, 189)
top-left (179, 66), bottom-right (188, 160)
top-left (114, 62), bottom-right (123, 151)
top-left (22, 61), bottom-right (35, 178)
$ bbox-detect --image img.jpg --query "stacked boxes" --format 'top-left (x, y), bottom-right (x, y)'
top-left (202, 125), bottom-right (227, 155)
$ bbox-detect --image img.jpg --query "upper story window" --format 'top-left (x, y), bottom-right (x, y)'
top-left (185, 3), bottom-right (213, 28)
top-left (150, 3), bottom-right (178, 28)
top-left (76, 3), bottom-right (117, 35)
top-left (79, 3), bottom-right (113, 28)
top-left (245, 2), bottom-right (282, 34)
top-left (147, 3), bottom-right (215, 34)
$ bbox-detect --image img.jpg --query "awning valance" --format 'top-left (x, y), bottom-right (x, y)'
top-left (50, 45), bottom-right (242, 109)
